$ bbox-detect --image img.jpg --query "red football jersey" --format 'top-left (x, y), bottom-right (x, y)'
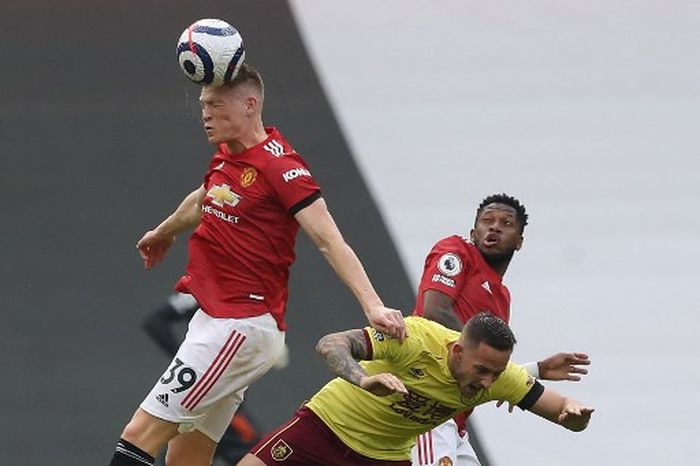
top-left (412, 235), bottom-right (512, 434)
top-left (175, 127), bottom-right (321, 330)
top-left (413, 235), bottom-right (511, 324)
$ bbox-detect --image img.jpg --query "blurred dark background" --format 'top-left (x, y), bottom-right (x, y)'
top-left (1, 1), bottom-right (415, 464)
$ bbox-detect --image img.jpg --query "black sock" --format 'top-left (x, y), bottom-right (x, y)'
top-left (108, 438), bottom-right (155, 466)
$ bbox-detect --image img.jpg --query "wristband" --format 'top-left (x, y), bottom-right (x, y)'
top-left (523, 361), bottom-right (540, 379)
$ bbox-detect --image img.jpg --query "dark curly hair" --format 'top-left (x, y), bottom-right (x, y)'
top-left (475, 193), bottom-right (528, 233)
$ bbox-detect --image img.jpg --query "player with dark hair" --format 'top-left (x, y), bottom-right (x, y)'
top-left (236, 313), bottom-right (594, 465)
top-left (107, 63), bottom-right (406, 466)
top-left (411, 193), bottom-right (590, 466)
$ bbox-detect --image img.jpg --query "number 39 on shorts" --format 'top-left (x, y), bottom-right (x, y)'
top-left (160, 357), bottom-right (197, 394)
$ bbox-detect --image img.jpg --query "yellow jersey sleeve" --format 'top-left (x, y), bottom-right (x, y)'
top-left (484, 361), bottom-right (542, 407)
top-left (363, 323), bottom-right (423, 366)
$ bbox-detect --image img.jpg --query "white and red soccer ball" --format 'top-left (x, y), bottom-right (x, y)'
top-left (176, 18), bottom-right (245, 86)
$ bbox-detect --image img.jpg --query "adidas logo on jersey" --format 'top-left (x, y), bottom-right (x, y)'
top-left (156, 393), bottom-right (169, 407)
top-left (481, 281), bottom-right (492, 294)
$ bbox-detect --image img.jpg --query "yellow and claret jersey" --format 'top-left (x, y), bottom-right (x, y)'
top-left (306, 317), bottom-right (535, 461)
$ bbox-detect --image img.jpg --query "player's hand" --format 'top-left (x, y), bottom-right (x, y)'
top-left (538, 352), bottom-right (590, 381)
top-left (366, 306), bottom-right (407, 343)
top-left (136, 229), bottom-right (176, 270)
top-left (558, 401), bottom-right (594, 432)
top-left (495, 399), bottom-right (516, 413)
top-left (359, 373), bottom-right (407, 397)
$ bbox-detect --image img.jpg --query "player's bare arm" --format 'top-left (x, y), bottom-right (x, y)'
top-left (497, 353), bottom-right (591, 412)
top-left (527, 387), bottom-right (594, 432)
top-left (315, 330), bottom-right (370, 385)
top-left (537, 352), bottom-right (590, 381)
top-left (137, 185), bottom-right (206, 270)
top-left (421, 289), bottom-right (463, 331)
top-left (315, 329), bottom-right (407, 396)
top-left (296, 197), bottom-right (406, 342)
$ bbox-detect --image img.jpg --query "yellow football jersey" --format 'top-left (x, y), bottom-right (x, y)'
top-left (306, 316), bottom-right (535, 460)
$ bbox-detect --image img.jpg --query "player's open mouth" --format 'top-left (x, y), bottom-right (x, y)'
top-left (483, 235), bottom-right (499, 247)
top-left (464, 385), bottom-right (481, 396)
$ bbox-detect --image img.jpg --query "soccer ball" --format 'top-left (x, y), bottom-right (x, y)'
top-left (176, 18), bottom-right (245, 86)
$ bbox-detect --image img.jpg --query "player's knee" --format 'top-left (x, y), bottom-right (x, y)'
top-left (121, 409), bottom-right (178, 454)
top-left (165, 431), bottom-right (217, 466)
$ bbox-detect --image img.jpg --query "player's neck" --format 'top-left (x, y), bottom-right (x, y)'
top-left (226, 122), bottom-right (268, 155)
top-left (483, 255), bottom-right (512, 277)
top-left (493, 263), bottom-right (509, 277)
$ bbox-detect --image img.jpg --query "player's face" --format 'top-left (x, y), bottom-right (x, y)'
top-left (199, 85), bottom-right (251, 144)
top-left (470, 203), bottom-right (523, 260)
top-left (449, 341), bottom-right (511, 398)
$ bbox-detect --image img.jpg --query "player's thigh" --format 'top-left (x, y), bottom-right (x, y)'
top-left (165, 430), bottom-right (217, 466)
top-left (192, 387), bottom-right (245, 446)
top-left (121, 407), bottom-right (180, 456)
top-left (237, 453), bottom-right (267, 466)
top-left (251, 407), bottom-right (411, 466)
top-left (141, 311), bottom-right (284, 441)
top-left (250, 408), bottom-right (341, 466)
top-left (411, 420), bottom-right (460, 466)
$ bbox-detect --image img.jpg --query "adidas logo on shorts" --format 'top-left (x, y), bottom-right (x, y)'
top-left (156, 393), bottom-right (169, 407)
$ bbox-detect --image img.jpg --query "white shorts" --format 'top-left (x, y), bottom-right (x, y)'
top-left (141, 310), bottom-right (285, 442)
top-left (411, 419), bottom-right (481, 466)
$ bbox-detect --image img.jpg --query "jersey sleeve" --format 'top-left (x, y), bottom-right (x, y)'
top-left (263, 153), bottom-right (321, 214)
top-left (362, 320), bottom-right (423, 364)
top-left (417, 237), bottom-right (471, 300)
top-left (489, 361), bottom-right (544, 409)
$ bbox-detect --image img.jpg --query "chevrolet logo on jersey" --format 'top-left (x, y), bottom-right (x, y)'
top-left (206, 184), bottom-right (242, 208)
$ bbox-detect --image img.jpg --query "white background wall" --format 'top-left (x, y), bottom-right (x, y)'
top-left (291, 1), bottom-right (700, 464)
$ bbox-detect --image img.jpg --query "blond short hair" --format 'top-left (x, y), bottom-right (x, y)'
top-left (224, 63), bottom-right (264, 99)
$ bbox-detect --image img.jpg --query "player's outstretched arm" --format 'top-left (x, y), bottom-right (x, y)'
top-left (137, 185), bottom-right (205, 270)
top-left (315, 329), bottom-right (407, 396)
top-left (296, 198), bottom-right (406, 342)
top-left (536, 352), bottom-right (590, 381)
top-left (528, 387), bottom-right (594, 432)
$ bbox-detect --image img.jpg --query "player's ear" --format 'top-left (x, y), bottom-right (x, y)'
top-left (515, 235), bottom-right (524, 251)
top-left (451, 342), bottom-right (464, 359)
top-left (469, 229), bottom-right (475, 242)
top-left (244, 94), bottom-right (260, 114)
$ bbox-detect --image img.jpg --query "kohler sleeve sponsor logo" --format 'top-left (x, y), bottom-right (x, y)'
top-left (282, 167), bottom-right (312, 182)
